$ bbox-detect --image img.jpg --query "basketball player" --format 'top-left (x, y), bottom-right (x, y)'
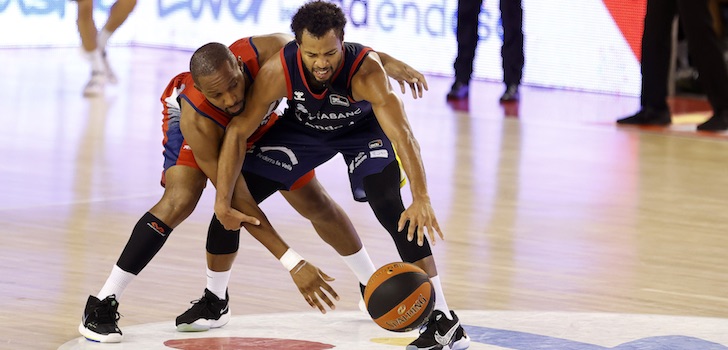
top-left (214, 2), bottom-right (469, 350)
top-left (74, 0), bottom-right (136, 96)
top-left (78, 33), bottom-right (428, 343)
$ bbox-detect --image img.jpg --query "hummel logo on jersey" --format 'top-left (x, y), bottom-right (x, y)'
top-left (183, 145), bottom-right (192, 150)
top-left (220, 304), bottom-right (229, 315)
top-left (147, 222), bottom-right (167, 237)
top-left (293, 91), bottom-right (305, 101)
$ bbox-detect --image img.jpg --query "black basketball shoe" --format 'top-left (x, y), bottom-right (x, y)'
top-left (359, 283), bottom-right (367, 313)
top-left (406, 310), bottom-right (470, 350)
top-left (78, 295), bottom-right (123, 343)
top-left (176, 288), bottom-right (230, 332)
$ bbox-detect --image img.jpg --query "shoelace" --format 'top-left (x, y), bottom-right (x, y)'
top-left (94, 303), bottom-right (121, 323)
top-left (189, 295), bottom-right (210, 306)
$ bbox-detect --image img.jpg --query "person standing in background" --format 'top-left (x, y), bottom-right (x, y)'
top-left (447, 0), bottom-right (524, 103)
top-left (617, 0), bottom-right (728, 131)
top-left (75, 0), bottom-right (137, 97)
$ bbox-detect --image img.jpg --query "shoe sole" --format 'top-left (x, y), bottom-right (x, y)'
top-left (78, 323), bottom-right (123, 343)
top-left (449, 334), bottom-right (471, 350)
top-left (176, 311), bottom-right (231, 332)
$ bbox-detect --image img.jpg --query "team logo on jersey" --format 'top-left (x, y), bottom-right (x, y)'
top-left (329, 94), bottom-right (350, 107)
top-left (293, 91), bottom-right (306, 101)
top-left (295, 103), bottom-right (310, 121)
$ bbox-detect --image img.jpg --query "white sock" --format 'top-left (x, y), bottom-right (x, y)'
top-left (430, 275), bottom-right (452, 319)
top-left (97, 28), bottom-right (112, 52)
top-left (89, 49), bottom-right (104, 73)
top-left (97, 265), bottom-right (136, 300)
top-left (206, 268), bottom-right (231, 300)
top-left (340, 247), bottom-right (376, 285)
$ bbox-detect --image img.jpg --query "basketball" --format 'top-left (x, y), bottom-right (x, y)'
top-left (363, 262), bottom-right (435, 332)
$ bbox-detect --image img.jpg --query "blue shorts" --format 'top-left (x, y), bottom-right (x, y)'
top-left (243, 115), bottom-right (396, 202)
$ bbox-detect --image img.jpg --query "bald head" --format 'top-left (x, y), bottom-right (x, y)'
top-left (189, 42), bottom-right (237, 85)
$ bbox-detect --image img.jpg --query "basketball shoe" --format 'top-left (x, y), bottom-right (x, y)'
top-left (101, 50), bottom-right (118, 84)
top-left (83, 70), bottom-right (106, 97)
top-left (176, 288), bottom-right (230, 332)
top-left (359, 283), bottom-right (367, 313)
top-left (78, 295), bottom-right (123, 343)
top-left (406, 310), bottom-right (470, 350)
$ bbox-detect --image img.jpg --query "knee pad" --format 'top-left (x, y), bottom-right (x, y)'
top-left (206, 214), bottom-right (240, 255)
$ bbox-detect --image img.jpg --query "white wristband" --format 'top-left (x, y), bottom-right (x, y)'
top-left (280, 249), bottom-right (304, 271)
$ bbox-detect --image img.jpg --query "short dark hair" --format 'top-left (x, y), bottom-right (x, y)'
top-left (189, 42), bottom-right (236, 85)
top-left (291, 1), bottom-right (346, 42)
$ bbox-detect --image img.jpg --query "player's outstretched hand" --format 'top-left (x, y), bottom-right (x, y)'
top-left (385, 61), bottom-right (429, 99)
top-left (398, 201), bottom-right (444, 246)
top-left (214, 205), bottom-right (260, 230)
top-left (289, 261), bottom-right (339, 314)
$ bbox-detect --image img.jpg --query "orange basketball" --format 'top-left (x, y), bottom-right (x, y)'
top-left (364, 262), bottom-right (435, 332)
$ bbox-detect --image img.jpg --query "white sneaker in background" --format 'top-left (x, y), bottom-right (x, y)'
top-left (101, 50), bottom-right (118, 84)
top-left (83, 71), bottom-right (106, 97)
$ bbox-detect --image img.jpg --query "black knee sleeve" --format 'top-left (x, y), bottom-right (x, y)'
top-left (206, 214), bottom-right (241, 255)
top-left (363, 161), bottom-right (432, 262)
top-left (116, 212), bottom-right (172, 274)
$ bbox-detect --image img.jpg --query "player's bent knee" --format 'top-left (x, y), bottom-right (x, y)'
top-left (206, 215), bottom-right (240, 255)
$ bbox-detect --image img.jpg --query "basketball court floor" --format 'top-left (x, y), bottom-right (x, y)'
top-left (2, 46), bottom-right (728, 350)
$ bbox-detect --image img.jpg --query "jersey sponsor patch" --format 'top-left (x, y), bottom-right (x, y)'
top-left (329, 94), bottom-right (350, 107)
top-left (369, 149), bottom-right (388, 158)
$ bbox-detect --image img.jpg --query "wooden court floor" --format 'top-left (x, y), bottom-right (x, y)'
top-left (1, 46), bottom-right (728, 349)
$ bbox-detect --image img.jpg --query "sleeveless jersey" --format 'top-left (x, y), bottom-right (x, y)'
top-left (158, 36), bottom-right (315, 189)
top-left (172, 37), bottom-right (278, 144)
top-left (280, 41), bottom-right (373, 133)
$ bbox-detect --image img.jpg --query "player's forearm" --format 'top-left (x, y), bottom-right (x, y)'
top-left (237, 204), bottom-right (290, 259)
top-left (215, 131), bottom-right (245, 210)
top-left (228, 178), bottom-right (295, 261)
top-left (396, 138), bottom-right (430, 202)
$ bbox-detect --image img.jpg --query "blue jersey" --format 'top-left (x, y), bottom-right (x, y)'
top-left (280, 41), bottom-right (374, 133)
top-left (243, 40), bottom-right (398, 201)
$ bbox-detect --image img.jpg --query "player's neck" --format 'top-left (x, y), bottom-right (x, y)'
top-left (303, 69), bottom-right (327, 93)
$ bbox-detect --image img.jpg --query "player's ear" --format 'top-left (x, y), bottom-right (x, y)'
top-left (237, 56), bottom-right (244, 70)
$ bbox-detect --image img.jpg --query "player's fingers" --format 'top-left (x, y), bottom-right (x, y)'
top-left (319, 291), bottom-right (336, 311)
top-left (233, 210), bottom-right (260, 226)
top-left (417, 225), bottom-right (425, 246)
top-left (311, 297), bottom-right (326, 313)
top-left (407, 221), bottom-right (417, 243)
top-left (302, 292), bottom-right (315, 308)
top-left (433, 222), bottom-right (445, 240)
top-left (319, 270), bottom-right (336, 282)
top-left (399, 80), bottom-right (406, 94)
top-left (410, 83), bottom-right (418, 99)
top-left (320, 281), bottom-right (339, 301)
top-left (397, 213), bottom-right (408, 232)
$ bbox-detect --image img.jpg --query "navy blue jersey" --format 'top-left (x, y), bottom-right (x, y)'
top-left (242, 40), bottom-right (399, 201)
top-left (280, 40), bottom-right (374, 133)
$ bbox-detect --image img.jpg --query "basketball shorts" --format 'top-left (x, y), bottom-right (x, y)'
top-left (243, 115), bottom-right (396, 202)
top-left (161, 90), bottom-right (199, 187)
top-left (159, 82), bottom-right (314, 190)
